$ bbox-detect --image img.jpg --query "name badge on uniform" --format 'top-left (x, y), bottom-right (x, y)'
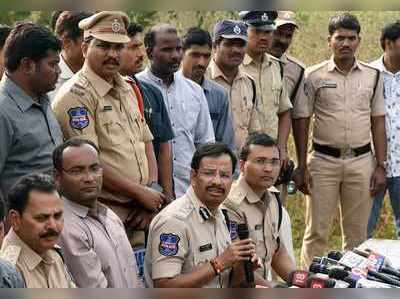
top-left (103, 105), bottom-right (113, 111)
top-left (199, 243), bottom-right (213, 252)
top-left (322, 81), bottom-right (337, 88)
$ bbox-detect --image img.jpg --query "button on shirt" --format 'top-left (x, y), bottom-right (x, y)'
top-left (293, 58), bottom-right (385, 148)
top-left (241, 53), bottom-right (292, 138)
top-left (137, 69), bottom-right (215, 198)
top-left (223, 176), bottom-right (281, 279)
top-left (52, 64), bottom-right (153, 205)
top-left (144, 186), bottom-right (231, 288)
top-left (202, 78), bottom-right (235, 152)
top-left (0, 75), bottom-right (63, 195)
top-left (370, 56), bottom-right (400, 177)
top-left (59, 199), bottom-right (141, 288)
top-left (206, 60), bottom-right (261, 152)
top-left (48, 54), bottom-right (75, 102)
top-left (1, 229), bottom-right (74, 288)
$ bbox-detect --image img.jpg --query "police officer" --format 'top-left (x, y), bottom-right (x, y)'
top-left (223, 133), bottom-right (296, 282)
top-left (52, 11), bottom-right (165, 252)
top-left (1, 173), bottom-right (74, 288)
top-left (144, 143), bottom-right (267, 288)
top-left (292, 13), bottom-right (387, 268)
top-left (206, 20), bottom-right (261, 153)
top-left (239, 11), bottom-right (292, 164)
top-left (268, 11), bottom-right (306, 104)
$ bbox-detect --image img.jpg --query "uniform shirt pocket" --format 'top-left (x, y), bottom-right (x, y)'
top-left (193, 244), bottom-right (215, 266)
top-left (99, 111), bottom-right (128, 146)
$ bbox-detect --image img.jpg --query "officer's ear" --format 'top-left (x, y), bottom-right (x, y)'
top-left (8, 210), bottom-right (22, 232)
top-left (20, 57), bottom-right (36, 76)
top-left (82, 40), bottom-right (90, 59)
top-left (146, 47), bottom-right (153, 60)
top-left (54, 169), bottom-right (62, 190)
top-left (190, 169), bottom-right (198, 186)
top-left (239, 159), bottom-right (246, 173)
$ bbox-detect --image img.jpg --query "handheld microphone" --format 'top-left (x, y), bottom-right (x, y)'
top-left (288, 270), bottom-right (310, 288)
top-left (306, 275), bottom-right (336, 288)
top-left (353, 248), bottom-right (400, 279)
top-left (237, 223), bottom-right (254, 288)
top-left (328, 267), bottom-right (396, 288)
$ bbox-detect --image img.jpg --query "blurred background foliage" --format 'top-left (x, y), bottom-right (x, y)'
top-left (1, 10), bottom-right (397, 264)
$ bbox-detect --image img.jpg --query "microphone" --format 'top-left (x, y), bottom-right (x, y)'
top-left (353, 248), bottom-right (400, 279)
top-left (287, 270), bottom-right (310, 288)
top-left (237, 223), bottom-right (254, 288)
top-left (306, 275), bottom-right (336, 288)
top-left (328, 267), bottom-right (397, 288)
top-left (309, 263), bottom-right (349, 288)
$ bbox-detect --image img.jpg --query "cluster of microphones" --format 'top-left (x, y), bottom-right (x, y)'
top-left (278, 248), bottom-right (400, 288)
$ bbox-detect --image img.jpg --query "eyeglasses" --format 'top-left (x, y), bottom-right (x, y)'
top-left (250, 158), bottom-right (281, 167)
top-left (62, 164), bottom-right (103, 178)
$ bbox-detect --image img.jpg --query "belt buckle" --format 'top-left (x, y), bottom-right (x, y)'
top-left (340, 145), bottom-right (354, 159)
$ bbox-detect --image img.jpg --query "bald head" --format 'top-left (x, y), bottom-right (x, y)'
top-left (144, 23), bottom-right (178, 49)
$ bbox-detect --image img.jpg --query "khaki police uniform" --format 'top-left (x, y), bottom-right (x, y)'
top-left (281, 54), bottom-right (305, 104)
top-left (206, 61), bottom-right (261, 151)
top-left (52, 11), bottom-right (153, 247)
top-left (144, 186), bottom-right (231, 288)
top-left (0, 229), bottom-right (75, 288)
top-left (241, 53), bottom-right (292, 139)
top-left (223, 175), bottom-right (281, 279)
top-left (293, 58), bottom-right (385, 268)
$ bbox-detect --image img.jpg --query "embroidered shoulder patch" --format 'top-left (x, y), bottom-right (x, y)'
top-left (68, 107), bottom-right (89, 130)
top-left (159, 233), bottom-right (180, 256)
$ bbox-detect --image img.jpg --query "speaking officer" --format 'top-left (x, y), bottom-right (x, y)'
top-left (52, 11), bottom-right (165, 248)
top-left (292, 13), bottom-right (387, 268)
top-left (144, 143), bottom-right (268, 288)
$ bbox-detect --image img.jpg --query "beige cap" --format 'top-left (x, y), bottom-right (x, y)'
top-left (79, 11), bottom-right (130, 43)
top-left (275, 11), bottom-right (298, 28)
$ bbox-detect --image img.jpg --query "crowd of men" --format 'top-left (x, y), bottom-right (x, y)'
top-left (0, 9), bottom-right (397, 288)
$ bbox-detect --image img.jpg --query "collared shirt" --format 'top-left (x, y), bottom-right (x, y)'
top-left (241, 53), bottom-right (292, 138)
top-left (59, 198), bottom-right (141, 288)
top-left (144, 186), bottom-right (231, 288)
top-left (280, 54), bottom-right (306, 103)
top-left (0, 229), bottom-right (74, 288)
top-left (137, 69), bottom-right (215, 198)
top-left (293, 57), bottom-right (385, 148)
top-left (0, 75), bottom-right (63, 195)
top-left (201, 78), bottom-right (236, 152)
top-left (222, 176), bottom-right (281, 279)
top-left (135, 77), bottom-right (174, 158)
top-left (48, 54), bottom-right (75, 102)
top-left (206, 60), bottom-right (261, 151)
top-left (0, 259), bottom-right (25, 288)
top-left (370, 56), bottom-right (400, 177)
top-left (52, 63), bottom-right (153, 206)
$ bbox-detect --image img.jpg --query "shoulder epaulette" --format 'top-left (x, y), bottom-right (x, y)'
top-left (306, 60), bottom-right (329, 76)
top-left (286, 55), bottom-right (306, 70)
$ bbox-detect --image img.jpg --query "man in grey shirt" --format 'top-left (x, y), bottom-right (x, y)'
top-left (137, 24), bottom-right (215, 198)
top-left (54, 139), bottom-right (141, 288)
top-left (0, 22), bottom-right (63, 195)
top-left (181, 27), bottom-right (236, 153)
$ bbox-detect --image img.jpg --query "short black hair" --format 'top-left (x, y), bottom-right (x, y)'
top-left (328, 13), bottom-right (361, 35)
top-left (144, 24), bottom-right (177, 50)
top-left (182, 27), bottom-right (212, 51)
top-left (380, 21), bottom-right (400, 50)
top-left (191, 142), bottom-right (237, 174)
top-left (53, 138), bottom-right (100, 171)
top-left (55, 11), bottom-right (93, 41)
top-left (127, 22), bottom-right (144, 38)
top-left (4, 21), bottom-right (62, 72)
top-left (7, 173), bottom-right (57, 215)
top-left (0, 193), bottom-right (6, 222)
top-left (0, 25), bottom-right (11, 50)
top-left (239, 132), bottom-right (280, 161)
top-left (51, 10), bottom-right (63, 32)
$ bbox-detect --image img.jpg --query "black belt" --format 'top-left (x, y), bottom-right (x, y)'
top-left (313, 143), bottom-right (371, 159)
